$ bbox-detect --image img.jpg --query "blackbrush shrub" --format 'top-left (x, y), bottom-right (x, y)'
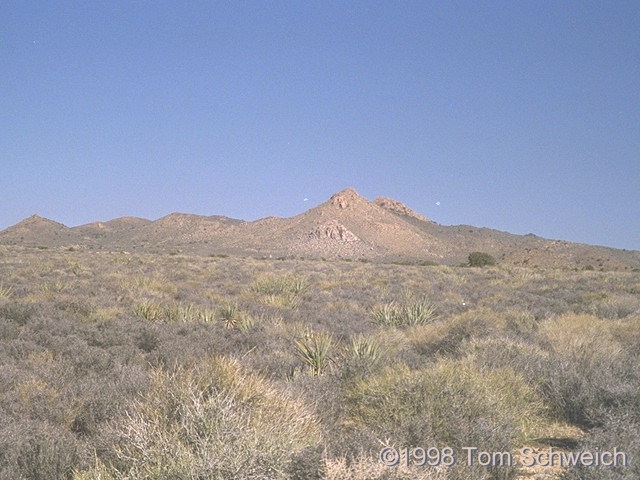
top-left (408, 308), bottom-right (508, 359)
top-left (561, 410), bottom-right (640, 479)
top-left (536, 314), bottom-right (639, 429)
top-left (346, 358), bottom-right (543, 479)
top-left (87, 356), bottom-right (321, 479)
top-left (0, 302), bottom-right (36, 325)
top-left (0, 419), bottom-right (82, 480)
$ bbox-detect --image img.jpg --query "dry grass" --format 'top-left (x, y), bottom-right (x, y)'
top-left (0, 246), bottom-right (638, 479)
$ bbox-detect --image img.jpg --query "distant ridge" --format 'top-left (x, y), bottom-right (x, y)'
top-left (0, 214), bottom-right (77, 246)
top-left (1, 189), bottom-right (639, 270)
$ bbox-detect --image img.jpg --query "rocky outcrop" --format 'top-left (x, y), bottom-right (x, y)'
top-left (330, 188), bottom-right (362, 209)
top-left (309, 221), bottom-right (359, 242)
top-left (374, 196), bottom-right (432, 223)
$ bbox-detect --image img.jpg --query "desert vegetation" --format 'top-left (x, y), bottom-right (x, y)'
top-left (0, 244), bottom-right (639, 479)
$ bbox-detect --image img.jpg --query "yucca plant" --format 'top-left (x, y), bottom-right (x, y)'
top-left (0, 282), bottom-right (12, 300)
top-left (349, 334), bottom-right (380, 361)
top-left (237, 314), bottom-right (258, 333)
top-left (133, 301), bottom-right (162, 322)
top-left (250, 274), bottom-right (308, 295)
top-left (68, 262), bottom-right (83, 276)
top-left (400, 286), bottom-right (414, 302)
top-left (370, 302), bottom-right (403, 326)
top-left (220, 301), bottom-right (238, 328)
top-left (404, 300), bottom-right (438, 325)
top-left (295, 331), bottom-right (333, 376)
top-left (197, 307), bottom-right (216, 324)
top-left (40, 280), bottom-right (71, 294)
top-left (166, 303), bottom-right (193, 323)
top-left (290, 277), bottom-right (308, 295)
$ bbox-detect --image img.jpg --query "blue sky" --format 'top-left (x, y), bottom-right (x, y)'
top-left (2, 1), bottom-right (639, 250)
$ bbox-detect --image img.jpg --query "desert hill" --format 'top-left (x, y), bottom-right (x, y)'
top-left (0, 215), bottom-right (79, 247)
top-left (212, 188), bottom-right (448, 259)
top-left (1, 188), bottom-right (639, 270)
top-left (72, 217), bottom-right (152, 240)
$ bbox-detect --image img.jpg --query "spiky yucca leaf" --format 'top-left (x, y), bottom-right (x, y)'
top-left (295, 331), bottom-right (332, 376)
top-left (370, 302), bottom-right (403, 326)
top-left (0, 282), bottom-right (12, 299)
top-left (349, 334), bottom-right (380, 361)
top-left (404, 300), bottom-right (438, 325)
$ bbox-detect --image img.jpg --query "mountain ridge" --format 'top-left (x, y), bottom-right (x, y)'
top-left (1, 188), bottom-right (639, 270)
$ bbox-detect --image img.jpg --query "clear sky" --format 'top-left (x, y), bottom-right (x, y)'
top-left (2, 1), bottom-right (639, 250)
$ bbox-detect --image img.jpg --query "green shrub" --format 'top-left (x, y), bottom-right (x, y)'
top-left (468, 252), bottom-right (496, 267)
top-left (409, 308), bottom-right (508, 358)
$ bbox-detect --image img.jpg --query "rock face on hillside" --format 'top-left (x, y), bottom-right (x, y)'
top-left (309, 221), bottom-right (359, 242)
top-left (374, 196), bottom-right (433, 223)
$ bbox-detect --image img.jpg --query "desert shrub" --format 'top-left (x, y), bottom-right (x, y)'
top-left (611, 315), bottom-right (640, 356)
top-left (345, 358), bottom-right (543, 479)
top-left (577, 293), bottom-right (640, 319)
top-left (250, 274), bottom-right (308, 311)
top-left (503, 308), bottom-right (538, 335)
top-left (324, 454), bottom-right (449, 480)
top-left (86, 356), bottom-right (320, 479)
top-left (0, 301), bottom-right (36, 325)
top-left (468, 252), bottom-right (496, 267)
top-left (0, 420), bottom-right (81, 480)
top-left (348, 358), bottom-right (543, 441)
top-left (561, 410), bottom-right (640, 479)
top-left (408, 308), bottom-right (508, 359)
top-left (462, 337), bottom-right (548, 385)
top-left (536, 314), bottom-right (640, 428)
